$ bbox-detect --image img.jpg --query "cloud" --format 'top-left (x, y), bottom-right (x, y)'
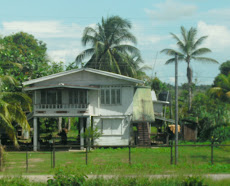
top-left (197, 21), bottom-right (230, 52)
top-left (48, 48), bottom-right (81, 64)
top-left (145, 0), bottom-right (197, 21)
top-left (1, 21), bottom-right (83, 38)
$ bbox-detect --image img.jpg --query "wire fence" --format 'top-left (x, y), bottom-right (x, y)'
top-left (0, 142), bottom-right (230, 173)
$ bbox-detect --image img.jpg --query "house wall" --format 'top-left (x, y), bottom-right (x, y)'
top-left (93, 115), bottom-right (131, 145)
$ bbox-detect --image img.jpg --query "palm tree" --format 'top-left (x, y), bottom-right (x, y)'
top-left (75, 16), bottom-right (144, 77)
top-left (161, 26), bottom-right (218, 111)
top-left (0, 75), bottom-right (31, 146)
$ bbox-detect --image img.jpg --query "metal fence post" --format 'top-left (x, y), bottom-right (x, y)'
top-left (86, 140), bottom-right (88, 165)
top-left (51, 143), bottom-right (53, 168)
top-left (0, 144), bottom-right (2, 171)
top-left (53, 140), bottom-right (55, 168)
top-left (211, 141), bottom-right (214, 165)
top-left (170, 141), bottom-right (173, 165)
top-left (129, 142), bottom-right (131, 165)
top-left (26, 147), bottom-right (28, 172)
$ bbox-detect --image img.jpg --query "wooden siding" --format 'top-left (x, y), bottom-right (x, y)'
top-left (93, 116), bottom-right (130, 146)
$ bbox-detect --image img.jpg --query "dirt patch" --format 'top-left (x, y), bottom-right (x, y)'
top-left (29, 158), bottom-right (44, 163)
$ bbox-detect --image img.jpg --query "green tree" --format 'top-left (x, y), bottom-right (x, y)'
top-left (0, 32), bottom-right (49, 83)
top-left (219, 60), bottom-right (230, 76)
top-left (75, 16), bottom-right (144, 78)
top-left (210, 74), bottom-right (230, 102)
top-left (0, 75), bottom-right (31, 146)
top-left (161, 26), bottom-right (218, 111)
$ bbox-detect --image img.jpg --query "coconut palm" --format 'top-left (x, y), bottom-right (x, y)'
top-left (161, 26), bottom-right (218, 111)
top-left (75, 16), bottom-right (144, 77)
top-left (0, 75), bottom-right (31, 146)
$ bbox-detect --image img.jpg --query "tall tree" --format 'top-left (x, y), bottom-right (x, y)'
top-left (75, 16), bottom-right (144, 78)
top-left (161, 26), bottom-right (218, 111)
top-left (0, 32), bottom-right (49, 83)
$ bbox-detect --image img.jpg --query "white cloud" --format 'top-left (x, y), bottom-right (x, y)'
top-left (145, 0), bottom-right (197, 21)
top-left (197, 21), bottom-right (230, 52)
top-left (1, 21), bottom-right (83, 38)
top-left (48, 48), bottom-right (81, 64)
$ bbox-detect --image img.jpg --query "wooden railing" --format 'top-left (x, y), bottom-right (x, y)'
top-left (35, 103), bottom-right (89, 109)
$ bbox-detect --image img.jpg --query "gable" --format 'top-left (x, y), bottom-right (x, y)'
top-left (23, 68), bottom-right (143, 87)
top-left (32, 71), bottom-right (137, 87)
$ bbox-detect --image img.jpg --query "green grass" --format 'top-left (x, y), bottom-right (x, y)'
top-left (1, 144), bottom-right (230, 175)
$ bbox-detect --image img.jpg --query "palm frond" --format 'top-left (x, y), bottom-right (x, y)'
top-left (191, 48), bottom-right (212, 56)
top-left (192, 57), bottom-right (219, 64)
top-left (193, 36), bottom-right (208, 50)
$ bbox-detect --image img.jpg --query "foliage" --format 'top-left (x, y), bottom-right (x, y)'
top-left (161, 26), bottom-right (218, 111)
top-left (190, 93), bottom-right (230, 142)
top-left (0, 32), bottom-right (48, 82)
top-left (83, 127), bottom-right (101, 145)
top-left (219, 60), bottom-right (230, 76)
top-left (0, 75), bottom-right (31, 146)
top-left (76, 16), bottom-right (146, 79)
top-left (150, 77), bottom-right (169, 96)
top-left (47, 167), bottom-right (87, 186)
top-left (181, 176), bottom-right (205, 186)
top-left (39, 118), bottom-right (58, 135)
top-left (0, 177), bottom-right (44, 186)
top-left (210, 73), bottom-right (230, 102)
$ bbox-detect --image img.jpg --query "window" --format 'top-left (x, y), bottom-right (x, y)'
top-left (69, 89), bottom-right (87, 104)
top-left (41, 90), bottom-right (62, 104)
top-left (101, 87), bottom-right (121, 105)
top-left (101, 119), bottom-right (123, 135)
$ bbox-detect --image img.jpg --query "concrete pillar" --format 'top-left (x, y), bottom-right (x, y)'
top-left (33, 117), bottom-right (38, 151)
top-left (80, 117), bottom-right (84, 150)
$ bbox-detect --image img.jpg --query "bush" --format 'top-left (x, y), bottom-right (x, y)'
top-left (47, 167), bottom-right (87, 186)
top-left (181, 176), bottom-right (206, 186)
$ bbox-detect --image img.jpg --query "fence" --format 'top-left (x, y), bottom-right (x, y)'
top-left (0, 142), bottom-right (230, 173)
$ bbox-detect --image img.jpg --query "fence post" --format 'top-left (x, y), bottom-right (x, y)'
top-left (170, 141), bottom-right (173, 165)
top-left (53, 140), bottom-right (55, 168)
top-left (26, 145), bottom-right (28, 172)
top-left (211, 141), bottom-right (214, 165)
top-left (85, 139), bottom-right (88, 165)
top-left (0, 144), bottom-right (2, 171)
top-left (51, 142), bottom-right (53, 168)
top-left (129, 141), bottom-right (131, 165)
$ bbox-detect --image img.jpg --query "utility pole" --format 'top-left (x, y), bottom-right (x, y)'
top-left (175, 53), bottom-right (178, 165)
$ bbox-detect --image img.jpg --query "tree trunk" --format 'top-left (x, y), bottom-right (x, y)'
top-left (187, 60), bottom-right (193, 112)
top-left (58, 117), bottom-right (62, 132)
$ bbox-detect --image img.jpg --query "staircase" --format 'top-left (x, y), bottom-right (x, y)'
top-left (137, 123), bottom-right (151, 146)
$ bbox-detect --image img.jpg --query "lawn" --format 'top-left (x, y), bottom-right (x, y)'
top-left (1, 143), bottom-right (230, 175)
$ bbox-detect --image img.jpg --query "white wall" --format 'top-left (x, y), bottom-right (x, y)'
top-left (93, 116), bottom-right (131, 145)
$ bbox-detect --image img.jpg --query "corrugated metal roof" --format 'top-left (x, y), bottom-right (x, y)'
top-left (132, 87), bottom-right (155, 123)
top-left (23, 68), bottom-right (144, 86)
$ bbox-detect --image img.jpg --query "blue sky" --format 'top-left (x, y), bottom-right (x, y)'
top-left (1, 0), bottom-right (230, 85)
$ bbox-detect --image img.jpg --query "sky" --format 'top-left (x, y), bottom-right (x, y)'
top-left (0, 0), bottom-right (230, 85)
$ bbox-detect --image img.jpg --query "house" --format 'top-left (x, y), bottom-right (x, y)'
top-left (22, 68), bottom-right (155, 151)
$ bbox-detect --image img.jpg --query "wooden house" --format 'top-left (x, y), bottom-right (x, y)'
top-left (23, 68), bottom-right (154, 151)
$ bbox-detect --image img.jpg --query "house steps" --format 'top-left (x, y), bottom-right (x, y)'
top-left (136, 123), bottom-right (151, 146)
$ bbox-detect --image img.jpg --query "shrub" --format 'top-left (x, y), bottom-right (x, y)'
top-left (47, 167), bottom-right (87, 186)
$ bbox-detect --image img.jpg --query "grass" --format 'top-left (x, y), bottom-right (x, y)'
top-left (1, 176), bottom-right (230, 186)
top-left (1, 143), bottom-right (230, 175)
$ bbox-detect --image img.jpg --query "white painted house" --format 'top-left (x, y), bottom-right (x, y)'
top-left (23, 68), bottom-right (151, 151)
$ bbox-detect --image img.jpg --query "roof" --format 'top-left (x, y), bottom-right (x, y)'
top-left (132, 87), bottom-right (155, 123)
top-left (23, 68), bottom-right (144, 86)
top-left (23, 84), bottom-right (99, 91)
